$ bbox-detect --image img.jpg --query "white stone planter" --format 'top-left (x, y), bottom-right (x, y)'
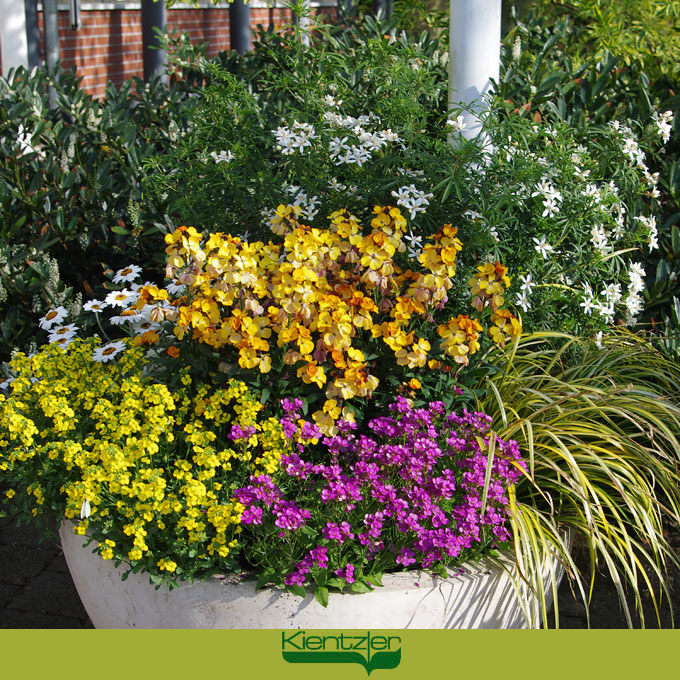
top-left (59, 522), bottom-right (565, 629)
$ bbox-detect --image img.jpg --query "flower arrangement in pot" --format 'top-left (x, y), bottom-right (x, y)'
top-left (0, 204), bottom-right (545, 628)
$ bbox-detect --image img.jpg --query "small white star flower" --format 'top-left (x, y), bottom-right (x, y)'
top-left (210, 150), bottom-right (234, 164)
top-left (519, 274), bottom-right (534, 294)
top-left (447, 114), bottom-right (467, 132)
top-left (533, 235), bottom-right (554, 259)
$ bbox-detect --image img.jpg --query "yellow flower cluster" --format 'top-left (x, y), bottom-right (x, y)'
top-left (0, 339), bottom-right (290, 570)
top-left (437, 315), bottom-right (483, 366)
top-left (469, 261), bottom-right (522, 349)
top-left (139, 205), bottom-right (521, 431)
top-left (470, 262), bottom-right (511, 312)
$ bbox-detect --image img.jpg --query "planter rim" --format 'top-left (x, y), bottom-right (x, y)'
top-left (59, 520), bottom-right (567, 628)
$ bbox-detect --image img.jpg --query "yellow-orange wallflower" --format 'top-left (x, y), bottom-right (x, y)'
top-left (489, 309), bottom-right (523, 348)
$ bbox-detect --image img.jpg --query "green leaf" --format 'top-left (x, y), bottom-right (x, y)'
top-left (672, 226), bottom-right (680, 255)
top-left (256, 572), bottom-right (275, 590)
top-left (365, 573), bottom-right (384, 587)
top-left (111, 226), bottom-right (130, 235)
top-left (286, 584), bottom-right (307, 598)
top-left (350, 580), bottom-right (373, 594)
top-left (430, 563), bottom-right (448, 579)
top-left (314, 586), bottom-right (329, 608)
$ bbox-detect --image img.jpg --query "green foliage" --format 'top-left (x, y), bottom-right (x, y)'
top-left (0, 65), bottom-right (198, 360)
top-left (146, 17), bottom-right (659, 342)
top-left (500, 7), bottom-right (680, 337)
top-left (147, 16), bottom-right (448, 236)
top-left (478, 329), bottom-right (680, 627)
top-left (536, 0), bottom-right (680, 83)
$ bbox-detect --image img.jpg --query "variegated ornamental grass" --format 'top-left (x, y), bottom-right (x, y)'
top-left (478, 329), bottom-right (680, 627)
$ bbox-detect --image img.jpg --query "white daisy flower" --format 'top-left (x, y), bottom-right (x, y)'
top-left (110, 308), bottom-right (145, 325)
top-left (112, 265), bottom-right (143, 284)
top-left (105, 289), bottom-right (137, 308)
top-left (50, 336), bottom-right (76, 350)
top-left (39, 306), bottom-right (68, 330)
top-left (132, 321), bottom-right (162, 335)
top-left (48, 324), bottom-right (79, 342)
top-left (165, 281), bottom-right (185, 295)
top-left (92, 340), bottom-right (127, 363)
top-left (83, 299), bottom-right (107, 313)
top-left (595, 331), bottom-right (604, 350)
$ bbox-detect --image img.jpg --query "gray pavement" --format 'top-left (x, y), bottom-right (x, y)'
top-left (0, 512), bottom-right (678, 629)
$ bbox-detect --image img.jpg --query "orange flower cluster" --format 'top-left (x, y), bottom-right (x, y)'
top-left (437, 315), bottom-right (483, 365)
top-left (136, 205), bottom-right (521, 427)
top-left (469, 261), bottom-right (522, 349)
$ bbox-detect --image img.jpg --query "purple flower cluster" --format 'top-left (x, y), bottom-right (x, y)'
top-left (228, 423), bottom-right (257, 441)
top-left (234, 396), bottom-right (525, 589)
top-left (234, 475), bottom-right (311, 537)
top-left (285, 545), bottom-right (330, 586)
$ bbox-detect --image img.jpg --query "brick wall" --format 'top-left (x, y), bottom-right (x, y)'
top-left (25, 2), bottom-right (338, 98)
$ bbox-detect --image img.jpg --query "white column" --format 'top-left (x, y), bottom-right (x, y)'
top-left (298, 0), bottom-right (311, 47)
top-left (0, 0), bottom-right (29, 78)
top-left (449, 0), bottom-right (502, 140)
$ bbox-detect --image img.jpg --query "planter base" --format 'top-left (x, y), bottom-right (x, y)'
top-left (60, 523), bottom-right (564, 629)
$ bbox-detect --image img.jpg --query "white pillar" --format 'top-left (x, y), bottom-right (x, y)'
top-left (297, 0), bottom-right (311, 47)
top-left (449, 0), bottom-right (502, 140)
top-left (0, 0), bottom-right (29, 78)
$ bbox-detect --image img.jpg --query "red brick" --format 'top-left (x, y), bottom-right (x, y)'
top-left (30, 5), bottom-right (335, 97)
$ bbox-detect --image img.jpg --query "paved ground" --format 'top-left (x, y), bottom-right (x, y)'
top-left (1, 512), bottom-right (678, 629)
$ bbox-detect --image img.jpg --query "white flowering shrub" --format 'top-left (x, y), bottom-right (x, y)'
top-left (454, 112), bottom-right (667, 334)
top-left (147, 18), bottom-right (671, 339)
top-left (499, 8), bottom-right (680, 336)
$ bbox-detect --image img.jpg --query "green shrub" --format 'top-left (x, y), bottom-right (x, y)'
top-left (499, 8), bottom-right (680, 334)
top-left (0, 65), bottom-right (198, 360)
top-left (535, 0), bottom-right (680, 84)
top-left (146, 16), bottom-right (660, 341)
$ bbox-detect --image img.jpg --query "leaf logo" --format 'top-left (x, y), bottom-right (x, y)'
top-left (281, 631), bottom-right (402, 675)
